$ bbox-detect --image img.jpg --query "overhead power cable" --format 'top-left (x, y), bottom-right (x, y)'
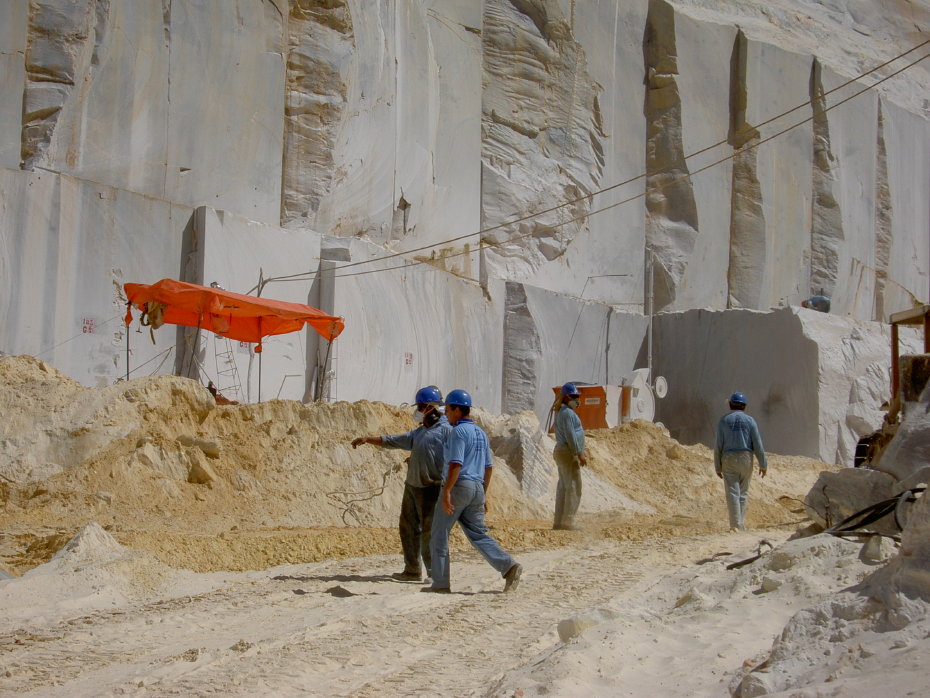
top-left (327, 47), bottom-right (930, 281)
top-left (33, 314), bottom-right (121, 357)
top-left (257, 37), bottom-right (930, 288)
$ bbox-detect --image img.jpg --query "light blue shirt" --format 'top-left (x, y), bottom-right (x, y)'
top-left (714, 410), bottom-right (767, 473)
top-left (554, 405), bottom-right (585, 455)
top-left (381, 416), bottom-right (451, 487)
top-left (443, 418), bottom-right (492, 483)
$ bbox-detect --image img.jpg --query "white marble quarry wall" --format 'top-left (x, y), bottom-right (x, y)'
top-left (825, 94), bottom-right (930, 323)
top-left (0, 1), bottom-right (27, 169)
top-left (501, 281), bottom-right (649, 425)
top-left (649, 7), bottom-right (735, 311)
top-left (570, 0), bottom-right (650, 310)
top-left (652, 306), bottom-right (920, 464)
top-left (0, 167), bottom-right (193, 388)
top-left (17, 0), bottom-right (284, 225)
top-left (811, 64), bottom-right (879, 318)
top-left (2, 0), bottom-right (930, 447)
top-left (324, 238), bottom-right (506, 413)
top-left (734, 37), bottom-right (813, 310)
top-left (283, 0), bottom-right (483, 281)
top-left (2, 0), bottom-right (928, 319)
top-left (480, 0), bottom-right (648, 308)
top-left (880, 100), bottom-right (930, 315)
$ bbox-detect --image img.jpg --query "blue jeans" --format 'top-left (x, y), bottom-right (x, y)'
top-left (429, 478), bottom-right (516, 589)
top-left (721, 451), bottom-right (754, 529)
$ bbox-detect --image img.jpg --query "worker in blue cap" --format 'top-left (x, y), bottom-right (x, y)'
top-left (423, 389), bottom-right (522, 594)
top-left (714, 392), bottom-right (767, 531)
top-left (351, 385), bottom-right (450, 581)
top-left (552, 382), bottom-right (587, 530)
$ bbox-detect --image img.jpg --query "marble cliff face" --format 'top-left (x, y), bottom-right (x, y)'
top-left (1, 1), bottom-right (928, 462)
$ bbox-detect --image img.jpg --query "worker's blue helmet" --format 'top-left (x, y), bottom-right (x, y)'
top-left (444, 389), bottom-right (472, 408)
top-left (414, 386), bottom-right (443, 405)
top-left (729, 391), bottom-right (747, 406)
top-left (561, 382), bottom-right (580, 397)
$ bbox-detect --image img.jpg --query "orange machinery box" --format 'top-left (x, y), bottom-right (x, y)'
top-left (549, 384), bottom-right (625, 431)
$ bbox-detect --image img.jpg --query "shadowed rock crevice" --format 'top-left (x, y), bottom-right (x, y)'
top-left (726, 29), bottom-right (765, 309)
top-left (809, 59), bottom-right (844, 302)
top-left (642, 0), bottom-right (699, 312)
top-left (281, 0), bottom-right (352, 224)
top-left (872, 101), bottom-right (893, 322)
top-left (480, 0), bottom-right (604, 280)
top-left (21, 0), bottom-right (103, 169)
top-left (501, 282), bottom-right (542, 416)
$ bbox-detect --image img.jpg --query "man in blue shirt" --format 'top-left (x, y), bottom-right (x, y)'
top-left (553, 382), bottom-right (587, 530)
top-left (351, 386), bottom-right (451, 581)
top-left (423, 389), bottom-right (523, 594)
top-left (714, 391), bottom-right (768, 531)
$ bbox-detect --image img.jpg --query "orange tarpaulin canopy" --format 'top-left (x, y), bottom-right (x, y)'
top-left (124, 278), bottom-right (345, 350)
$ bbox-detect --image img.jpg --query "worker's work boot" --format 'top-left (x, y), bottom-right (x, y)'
top-left (503, 563), bottom-right (523, 592)
top-left (391, 571), bottom-right (421, 581)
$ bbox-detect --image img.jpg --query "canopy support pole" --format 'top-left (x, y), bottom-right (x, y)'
top-left (258, 351), bottom-right (262, 403)
top-left (125, 304), bottom-right (130, 382)
top-left (315, 338), bottom-right (334, 401)
top-left (185, 317), bottom-right (202, 380)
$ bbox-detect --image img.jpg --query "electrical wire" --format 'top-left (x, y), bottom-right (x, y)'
top-left (123, 344), bottom-right (174, 378)
top-left (259, 38), bottom-right (930, 287)
top-left (326, 47), bottom-right (930, 281)
top-left (33, 314), bottom-right (121, 357)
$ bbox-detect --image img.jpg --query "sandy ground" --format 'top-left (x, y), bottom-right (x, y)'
top-left (4, 520), bottom-right (922, 698)
top-left (0, 526), bottom-right (803, 696)
top-left (2, 356), bottom-right (928, 696)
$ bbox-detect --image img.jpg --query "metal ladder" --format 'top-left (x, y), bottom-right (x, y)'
top-left (213, 335), bottom-right (242, 400)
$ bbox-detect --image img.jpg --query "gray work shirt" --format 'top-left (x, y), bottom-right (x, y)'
top-left (554, 405), bottom-right (585, 456)
top-left (714, 410), bottom-right (767, 474)
top-left (381, 415), bottom-right (451, 488)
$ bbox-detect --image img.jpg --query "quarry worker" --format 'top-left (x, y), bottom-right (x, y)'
top-left (552, 382), bottom-right (587, 531)
top-left (714, 392), bottom-right (767, 532)
top-left (423, 389), bottom-right (523, 594)
top-left (351, 386), bottom-right (450, 582)
top-left (801, 294), bottom-right (831, 313)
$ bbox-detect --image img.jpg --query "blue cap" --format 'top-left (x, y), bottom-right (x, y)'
top-left (729, 392), bottom-right (747, 406)
top-left (414, 386), bottom-right (443, 405)
top-left (561, 382), bottom-right (580, 397)
top-left (444, 389), bottom-right (472, 408)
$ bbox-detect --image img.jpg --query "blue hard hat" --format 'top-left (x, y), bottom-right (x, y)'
top-left (414, 385), bottom-right (443, 405)
top-left (729, 392), bottom-right (747, 406)
top-left (444, 388), bottom-right (472, 408)
top-left (561, 382), bottom-right (580, 397)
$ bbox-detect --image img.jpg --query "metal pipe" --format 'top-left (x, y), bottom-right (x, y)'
top-left (125, 305), bottom-right (130, 381)
top-left (891, 323), bottom-right (899, 406)
top-left (647, 248), bottom-right (654, 384)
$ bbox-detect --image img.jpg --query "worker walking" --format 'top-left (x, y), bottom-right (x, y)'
top-left (423, 389), bottom-right (523, 594)
top-left (714, 392), bottom-right (767, 531)
top-left (351, 386), bottom-right (450, 581)
top-left (552, 382), bottom-right (587, 530)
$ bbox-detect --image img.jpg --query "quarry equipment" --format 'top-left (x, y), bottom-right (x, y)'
top-left (123, 278), bottom-right (345, 401)
top-left (854, 304), bottom-right (930, 467)
top-left (547, 369), bottom-right (667, 431)
top-left (823, 486), bottom-right (925, 539)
